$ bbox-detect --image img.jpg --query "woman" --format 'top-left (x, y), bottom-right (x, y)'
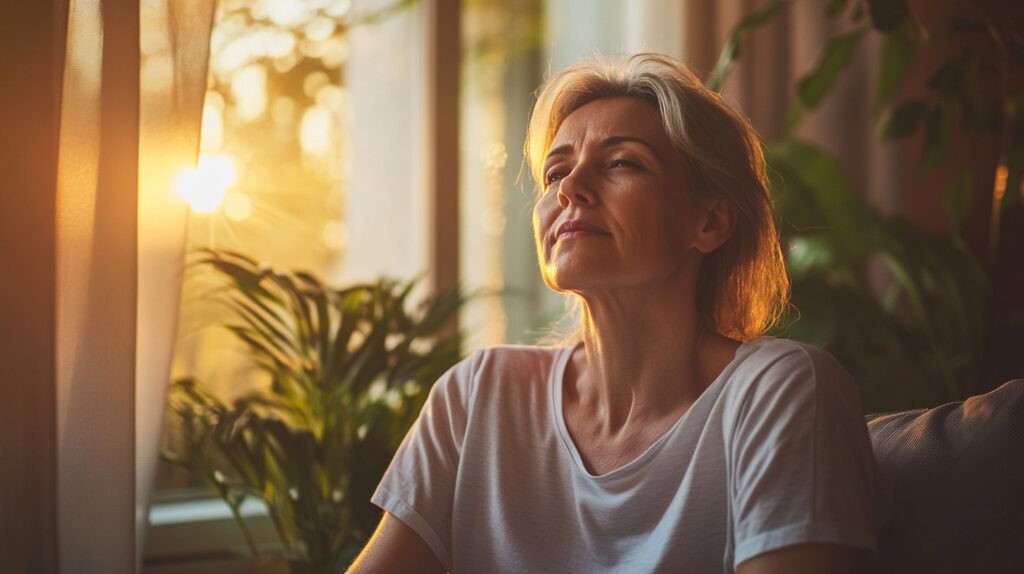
top-left (348, 53), bottom-right (879, 573)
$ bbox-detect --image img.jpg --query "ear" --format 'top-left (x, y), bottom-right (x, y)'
top-left (693, 197), bottom-right (736, 254)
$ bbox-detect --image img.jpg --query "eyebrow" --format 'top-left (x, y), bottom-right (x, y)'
top-left (544, 136), bottom-right (659, 165)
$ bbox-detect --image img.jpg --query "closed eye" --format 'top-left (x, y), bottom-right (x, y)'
top-left (608, 158), bottom-right (640, 169)
top-left (544, 169), bottom-right (567, 187)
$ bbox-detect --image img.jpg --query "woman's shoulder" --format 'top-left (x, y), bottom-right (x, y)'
top-left (435, 344), bottom-right (572, 398)
top-left (723, 337), bottom-right (858, 405)
top-left (471, 342), bottom-right (572, 361)
top-left (456, 343), bottom-right (573, 377)
top-left (737, 337), bottom-right (847, 375)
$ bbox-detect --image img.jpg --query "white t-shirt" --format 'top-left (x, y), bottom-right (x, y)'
top-left (372, 338), bottom-right (879, 573)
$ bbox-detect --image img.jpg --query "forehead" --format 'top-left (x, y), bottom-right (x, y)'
top-left (550, 97), bottom-right (668, 150)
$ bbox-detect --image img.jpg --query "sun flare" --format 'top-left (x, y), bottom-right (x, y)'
top-left (173, 154), bottom-right (237, 213)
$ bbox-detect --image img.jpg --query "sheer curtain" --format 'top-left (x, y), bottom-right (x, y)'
top-left (0, 0), bottom-right (213, 571)
top-left (137, 0), bottom-right (216, 564)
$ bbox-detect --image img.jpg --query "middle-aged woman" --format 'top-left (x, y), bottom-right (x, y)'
top-left (348, 52), bottom-right (880, 573)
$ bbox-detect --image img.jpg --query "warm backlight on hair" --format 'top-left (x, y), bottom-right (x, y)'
top-left (173, 154), bottom-right (237, 213)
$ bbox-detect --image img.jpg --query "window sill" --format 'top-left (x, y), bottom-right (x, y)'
top-left (143, 492), bottom-right (285, 574)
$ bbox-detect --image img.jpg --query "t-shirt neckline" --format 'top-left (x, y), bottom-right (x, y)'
top-left (549, 340), bottom-right (758, 481)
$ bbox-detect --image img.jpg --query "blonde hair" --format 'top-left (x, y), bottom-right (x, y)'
top-left (525, 53), bottom-right (789, 342)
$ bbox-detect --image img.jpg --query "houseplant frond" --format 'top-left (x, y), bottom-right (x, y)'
top-left (164, 249), bottom-right (465, 572)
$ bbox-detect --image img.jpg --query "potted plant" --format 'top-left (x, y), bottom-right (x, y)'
top-left (710, 0), bottom-right (1023, 411)
top-left (163, 249), bottom-right (465, 573)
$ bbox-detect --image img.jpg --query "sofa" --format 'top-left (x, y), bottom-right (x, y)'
top-left (866, 378), bottom-right (1024, 573)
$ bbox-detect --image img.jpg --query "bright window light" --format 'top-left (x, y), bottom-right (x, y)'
top-left (173, 154), bottom-right (237, 213)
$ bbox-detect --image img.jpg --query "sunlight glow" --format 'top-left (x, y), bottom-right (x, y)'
top-left (305, 16), bottom-right (336, 42)
top-left (200, 98), bottom-right (224, 151)
top-left (262, 0), bottom-right (305, 26)
top-left (232, 65), bottom-right (267, 121)
top-left (271, 96), bottom-right (296, 126)
top-left (173, 154), bottom-right (237, 213)
top-left (265, 28), bottom-right (297, 59)
top-left (301, 105), bottom-right (332, 155)
top-left (994, 164), bottom-right (1007, 203)
top-left (304, 71), bottom-right (330, 98)
top-left (325, 0), bottom-right (352, 18)
top-left (224, 192), bottom-right (253, 221)
top-left (322, 219), bottom-right (347, 251)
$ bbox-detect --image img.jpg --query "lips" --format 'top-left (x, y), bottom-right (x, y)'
top-left (553, 219), bottom-right (610, 243)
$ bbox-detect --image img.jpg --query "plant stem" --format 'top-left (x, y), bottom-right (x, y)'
top-left (227, 499), bottom-right (264, 563)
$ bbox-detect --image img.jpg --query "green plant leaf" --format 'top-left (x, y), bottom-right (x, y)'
top-left (797, 29), bottom-right (866, 110)
top-left (325, 285), bottom-right (375, 384)
top-left (230, 297), bottom-right (298, 355)
top-left (877, 99), bottom-right (928, 139)
top-left (706, 0), bottom-right (790, 92)
top-left (782, 101), bottom-right (808, 135)
top-left (876, 21), bottom-right (916, 104)
top-left (167, 249), bottom-right (466, 564)
top-left (826, 0), bottom-right (851, 18)
top-left (866, 0), bottom-right (908, 32)
top-left (227, 325), bottom-right (289, 371)
top-left (927, 51), bottom-right (969, 98)
top-left (785, 234), bottom-right (838, 278)
top-left (413, 287), bottom-right (466, 336)
top-left (768, 139), bottom-right (869, 224)
top-left (201, 255), bottom-right (279, 305)
top-left (271, 271), bottom-right (317, 353)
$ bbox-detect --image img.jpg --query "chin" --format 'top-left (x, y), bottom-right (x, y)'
top-left (540, 270), bottom-right (569, 293)
top-left (544, 270), bottom-right (613, 294)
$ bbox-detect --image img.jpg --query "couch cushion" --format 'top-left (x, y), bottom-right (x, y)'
top-left (866, 379), bottom-right (1024, 573)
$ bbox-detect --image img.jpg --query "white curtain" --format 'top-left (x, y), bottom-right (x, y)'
top-left (55, 1), bottom-right (139, 570)
top-left (0, 0), bottom-right (213, 571)
top-left (136, 0), bottom-right (216, 565)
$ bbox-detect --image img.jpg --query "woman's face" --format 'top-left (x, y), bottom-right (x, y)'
top-left (533, 97), bottom-right (711, 297)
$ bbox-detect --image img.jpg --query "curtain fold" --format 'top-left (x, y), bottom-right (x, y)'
top-left (56, 0), bottom-right (139, 570)
top-left (43, 0), bottom-right (215, 570)
top-left (136, 0), bottom-right (216, 563)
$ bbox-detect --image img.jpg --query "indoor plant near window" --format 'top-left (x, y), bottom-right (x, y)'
top-left (163, 249), bottom-right (464, 573)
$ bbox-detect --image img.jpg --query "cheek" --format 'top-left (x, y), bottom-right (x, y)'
top-left (531, 205), bottom-right (543, 253)
top-left (532, 200), bottom-right (562, 290)
top-left (532, 194), bottom-right (557, 254)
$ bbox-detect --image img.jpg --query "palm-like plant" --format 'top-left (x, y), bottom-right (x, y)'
top-left (163, 249), bottom-right (464, 573)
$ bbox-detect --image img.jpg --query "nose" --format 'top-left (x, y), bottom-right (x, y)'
top-left (556, 167), bottom-right (597, 209)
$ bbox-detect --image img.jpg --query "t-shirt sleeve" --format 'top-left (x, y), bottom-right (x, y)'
top-left (728, 343), bottom-right (879, 567)
top-left (370, 351), bottom-right (480, 570)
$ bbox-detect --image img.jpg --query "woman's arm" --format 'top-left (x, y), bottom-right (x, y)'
top-left (345, 512), bottom-right (445, 574)
top-left (736, 542), bottom-right (866, 574)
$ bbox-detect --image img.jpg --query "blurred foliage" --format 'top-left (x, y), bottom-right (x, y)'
top-left (711, 0), bottom-right (1023, 411)
top-left (462, 0), bottom-right (544, 65)
top-left (207, 0), bottom-right (419, 108)
top-left (769, 141), bottom-right (986, 410)
top-left (163, 250), bottom-right (464, 572)
top-left (196, 0), bottom-right (419, 266)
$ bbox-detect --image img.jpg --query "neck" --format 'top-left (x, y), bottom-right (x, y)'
top-left (568, 284), bottom-right (728, 432)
